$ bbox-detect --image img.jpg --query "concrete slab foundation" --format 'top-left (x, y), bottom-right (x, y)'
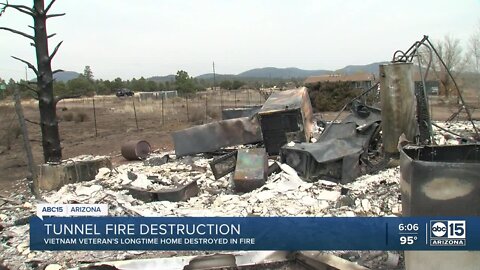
top-left (38, 157), bottom-right (112, 191)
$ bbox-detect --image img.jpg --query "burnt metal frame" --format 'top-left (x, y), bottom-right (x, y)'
top-left (392, 35), bottom-right (479, 141)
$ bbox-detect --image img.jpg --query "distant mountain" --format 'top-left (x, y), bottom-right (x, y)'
top-left (51, 61), bottom-right (389, 83)
top-left (335, 61), bottom-right (388, 75)
top-left (54, 71), bottom-right (80, 82)
top-left (237, 67), bottom-right (330, 79)
top-left (147, 75), bottom-right (176, 83)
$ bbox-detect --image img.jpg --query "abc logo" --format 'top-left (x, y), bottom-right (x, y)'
top-left (431, 222), bottom-right (447, 237)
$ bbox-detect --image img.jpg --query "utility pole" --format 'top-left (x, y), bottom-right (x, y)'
top-left (213, 61), bottom-right (216, 91)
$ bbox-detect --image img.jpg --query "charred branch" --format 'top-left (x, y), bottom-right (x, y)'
top-left (11, 56), bottom-right (38, 76)
top-left (52, 69), bottom-right (64, 75)
top-left (2, 3), bottom-right (33, 16)
top-left (0, 26), bottom-right (34, 40)
top-left (47, 33), bottom-right (56, 38)
top-left (44, 0), bottom-right (57, 14)
top-left (54, 95), bottom-right (81, 105)
top-left (17, 84), bottom-right (39, 100)
top-left (49, 40), bottom-right (63, 60)
top-left (17, 83), bottom-right (39, 94)
top-left (46, 13), bottom-right (65, 19)
top-left (25, 118), bottom-right (40, 125)
top-left (0, 2), bottom-right (34, 16)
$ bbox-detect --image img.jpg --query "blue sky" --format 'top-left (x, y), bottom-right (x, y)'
top-left (0, 0), bottom-right (479, 80)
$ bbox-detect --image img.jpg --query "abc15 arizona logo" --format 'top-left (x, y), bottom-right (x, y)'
top-left (430, 220), bottom-right (466, 246)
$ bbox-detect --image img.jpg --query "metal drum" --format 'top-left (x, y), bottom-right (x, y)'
top-left (400, 144), bottom-right (480, 270)
top-left (121, 140), bottom-right (151, 160)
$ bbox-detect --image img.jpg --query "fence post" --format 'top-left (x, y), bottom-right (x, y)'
top-left (220, 88), bottom-right (224, 110)
top-left (185, 95), bottom-right (189, 122)
top-left (13, 87), bottom-right (39, 198)
top-left (92, 96), bottom-right (98, 137)
top-left (205, 92), bottom-right (208, 123)
top-left (162, 95), bottom-right (165, 125)
top-left (234, 90), bottom-right (237, 108)
top-left (132, 97), bottom-right (139, 130)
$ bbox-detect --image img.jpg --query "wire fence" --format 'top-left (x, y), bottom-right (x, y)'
top-left (54, 89), bottom-right (266, 137)
top-left (1, 88), bottom-right (479, 154)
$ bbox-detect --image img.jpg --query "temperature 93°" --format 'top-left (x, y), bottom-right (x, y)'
top-left (398, 223), bottom-right (419, 232)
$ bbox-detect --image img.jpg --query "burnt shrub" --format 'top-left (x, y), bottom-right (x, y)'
top-left (307, 81), bottom-right (362, 112)
top-left (62, 112), bottom-right (74, 121)
top-left (74, 112), bottom-right (89, 123)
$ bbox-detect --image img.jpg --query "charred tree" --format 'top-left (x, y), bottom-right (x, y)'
top-left (1, 0), bottom-right (66, 163)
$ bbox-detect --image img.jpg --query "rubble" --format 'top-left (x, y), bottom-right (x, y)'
top-left (1, 120), bottom-right (477, 269)
top-left (38, 155), bottom-right (112, 191)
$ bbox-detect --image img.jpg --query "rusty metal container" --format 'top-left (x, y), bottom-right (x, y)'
top-left (233, 148), bottom-right (268, 192)
top-left (379, 63), bottom-right (417, 155)
top-left (400, 144), bottom-right (480, 270)
top-left (258, 87), bottom-right (313, 155)
top-left (121, 140), bottom-right (151, 160)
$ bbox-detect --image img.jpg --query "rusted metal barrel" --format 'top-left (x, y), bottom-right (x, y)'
top-left (379, 63), bottom-right (417, 155)
top-left (400, 144), bottom-right (480, 270)
top-left (121, 140), bottom-right (151, 160)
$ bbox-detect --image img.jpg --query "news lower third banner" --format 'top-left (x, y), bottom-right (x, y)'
top-left (30, 217), bottom-right (480, 251)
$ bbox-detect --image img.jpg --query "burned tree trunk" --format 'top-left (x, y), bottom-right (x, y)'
top-left (34, 0), bottom-right (62, 162)
top-left (1, 0), bottom-right (65, 163)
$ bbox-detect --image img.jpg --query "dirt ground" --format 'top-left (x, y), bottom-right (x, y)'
top-left (0, 93), bottom-right (479, 197)
top-left (0, 91), bottom-right (265, 195)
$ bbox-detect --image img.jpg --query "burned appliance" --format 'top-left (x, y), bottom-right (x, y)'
top-left (280, 103), bottom-right (382, 184)
top-left (209, 151), bottom-right (238, 180)
top-left (257, 87), bottom-right (313, 155)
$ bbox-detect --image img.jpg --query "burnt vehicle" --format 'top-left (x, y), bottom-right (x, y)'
top-left (115, 88), bottom-right (134, 97)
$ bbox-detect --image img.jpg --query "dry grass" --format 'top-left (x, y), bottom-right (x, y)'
top-left (59, 110), bottom-right (89, 123)
top-left (1, 124), bottom-right (21, 151)
top-left (188, 107), bottom-right (205, 124)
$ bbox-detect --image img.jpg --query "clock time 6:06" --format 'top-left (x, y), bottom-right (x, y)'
top-left (398, 223), bottom-right (419, 231)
